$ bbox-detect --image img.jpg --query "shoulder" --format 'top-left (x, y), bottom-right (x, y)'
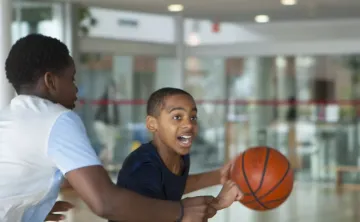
top-left (52, 111), bottom-right (83, 127)
top-left (117, 143), bottom-right (163, 183)
top-left (121, 143), bottom-right (163, 173)
top-left (49, 111), bottom-right (86, 137)
top-left (48, 111), bottom-right (101, 174)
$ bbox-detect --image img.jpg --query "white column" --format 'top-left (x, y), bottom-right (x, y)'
top-left (53, 2), bottom-right (79, 65)
top-left (248, 57), bottom-right (273, 146)
top-left (173, 14), bottom-right (185, 89)
top-left (276, 56), bottom-right (296, 121)
top-left (156, 58), bottom-right (177, 89)
top-left (0, 0), bottom-right (14, 110)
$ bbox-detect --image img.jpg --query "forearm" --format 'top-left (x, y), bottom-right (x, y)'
top-left (66, 166), bottom-right (181, 222)
top-left (103, 185), bottom-right (181, 222)
top-left (184, 169), bottom-right (221, 194)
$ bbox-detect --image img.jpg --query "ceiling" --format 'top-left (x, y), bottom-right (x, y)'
top-left (68, 0), bottom-right (360, 23)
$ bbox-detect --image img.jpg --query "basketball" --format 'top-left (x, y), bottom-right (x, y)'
top-left (231, 146), bottom-right (294, 211)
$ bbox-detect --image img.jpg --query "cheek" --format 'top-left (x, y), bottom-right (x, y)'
top-left (65, 82), bottom-right (77, 95)
top-left (158, 121), bottom-right (177, 135)
top-left (193, 125), bottom-right (199, 135)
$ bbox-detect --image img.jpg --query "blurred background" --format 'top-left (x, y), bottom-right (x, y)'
top-left (2, 0), bottom-right (360, 221)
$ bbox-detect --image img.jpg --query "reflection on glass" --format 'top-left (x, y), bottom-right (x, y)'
top-left (78, 52), bottom-right (360, 184)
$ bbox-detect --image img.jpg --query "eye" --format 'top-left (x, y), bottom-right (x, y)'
top-left (191, 116), bottom-right (198, 121)
top-left (173, 115), bottom-right (181, 120)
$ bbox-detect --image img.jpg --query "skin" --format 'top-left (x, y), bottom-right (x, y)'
top-left (21, 55), bottom-right (218, 222)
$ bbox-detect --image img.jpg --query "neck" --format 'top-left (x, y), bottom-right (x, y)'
top-left (18, 87), bottom-right (50, 101)
top-left (152, 137), bottom-right (182, 175)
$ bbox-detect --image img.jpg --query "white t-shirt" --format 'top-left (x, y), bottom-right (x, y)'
top-left (0, 95), bottom-right (102, 222)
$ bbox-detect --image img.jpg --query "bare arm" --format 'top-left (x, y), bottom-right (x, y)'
top-left (66, 165), bottom-right (180, 222)
top-left (184, 169), bottom-right (221, 194)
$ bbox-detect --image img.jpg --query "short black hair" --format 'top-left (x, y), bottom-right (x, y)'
top-left (5, 34), bottom-right (71, 92)
top-left (147, 87), bottom-right (193, 116)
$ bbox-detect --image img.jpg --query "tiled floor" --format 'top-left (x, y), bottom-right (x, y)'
top-left (60, 182), bottom-right (360, 222)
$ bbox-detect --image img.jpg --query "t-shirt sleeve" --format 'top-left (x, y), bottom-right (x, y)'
top-left (119, 162), bottom-right (164, 199)
top-left (47, 111), bottom-right (102, 175)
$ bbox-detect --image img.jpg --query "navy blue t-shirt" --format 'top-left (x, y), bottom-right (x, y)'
top-left (116, 142), bottom-right (190, 201)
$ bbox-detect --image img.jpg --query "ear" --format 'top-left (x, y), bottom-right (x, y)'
top-left (43, 72), bottom-right (57, 91)
top-left (146, 115), bottom-right (158, 132)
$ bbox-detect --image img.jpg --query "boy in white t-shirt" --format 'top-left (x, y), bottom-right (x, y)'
top-left (0, 34), bottom-right (234, 222)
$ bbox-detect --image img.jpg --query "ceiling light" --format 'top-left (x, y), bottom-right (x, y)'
top-left (281, 0), bottom-right (297, 5)
top-left (168, 4), bottom-right (184, 12)
top-left (255, 15), bottom-right (269, 23)
top-left (187, 32), bottom-right (200, 46)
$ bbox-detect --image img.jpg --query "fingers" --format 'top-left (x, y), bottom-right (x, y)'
top-left (220, 163), bottom-right (231, 185)
top-left (51, 201), bottom-right (74, 213)
top-left (182, 196), bottom-right (218, 221)
top-left (220, 158), bottom-right (237, 185)
top-left (206, 205), bottom-right (217, 218)
top-left (236, 193), bottom-right (243, 201)
top-left (229, 182), bottom-right (243, 201)
top-left (45, 213), bottom-right (65, 221)
top-left (222, 181), bottom-right (243, 201)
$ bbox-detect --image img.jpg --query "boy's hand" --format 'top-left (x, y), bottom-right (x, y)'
top-left (45, 201), bottom-right (74, 221)
top-left (212, 180), bottom-right (242, 210)
top-left (182, 196), bottom-right (217, 222)
top-left (220, 158), bottom-right (237, 185)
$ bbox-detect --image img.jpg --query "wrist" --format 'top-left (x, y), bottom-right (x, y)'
top-left (175, 200), bottom-right (184, 222)
top-left (216, 169), bottom-right (222, 184)
top-left (210, 197), bottom-right (222, 211)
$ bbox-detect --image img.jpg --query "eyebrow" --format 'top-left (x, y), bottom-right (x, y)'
top-left (167, 106), bottom-right (197, 113)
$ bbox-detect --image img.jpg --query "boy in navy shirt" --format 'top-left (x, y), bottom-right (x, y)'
top-left (115, 87), bottom-right (242, 219)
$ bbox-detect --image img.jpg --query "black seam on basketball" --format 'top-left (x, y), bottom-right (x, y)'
top-left (262, 190), bottom-right (292, 205)
top-left (241, 189), bottom-right (292, 204)
top-left (241, 151), bottom-right (269, 209)
top-left (241, 160), bottom-right (291, 205)
top-left (254, 147), bottom-right (270, 194)
top-left (243, 195), bottom-right (289, 204)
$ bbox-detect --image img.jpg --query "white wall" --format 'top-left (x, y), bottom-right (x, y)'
top-left (87, 7), bottom-right (360, 46)
top-left (87, 7), bottom-right (263, 44)
top-left (86, 8), bottom-right (174, 43)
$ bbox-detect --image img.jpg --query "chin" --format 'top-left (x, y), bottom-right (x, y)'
top-left (175, 146), bottom-right (192, 156)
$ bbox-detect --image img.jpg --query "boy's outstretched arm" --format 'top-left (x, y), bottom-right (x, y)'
top-left (185, 158), bottom-right (236, 194)
top-left (185, 170), bottom-right (221, 194)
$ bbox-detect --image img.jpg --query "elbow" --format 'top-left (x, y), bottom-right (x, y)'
top-left (87, 188), bottom-right (114, 219)
top-left (89, 198), bottom-right (110, 218)
top-left (88, 185), bottom-right (126, 220)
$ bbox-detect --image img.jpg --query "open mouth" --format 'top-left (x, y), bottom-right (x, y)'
top-left (177, 135), bottom-right (193, 147)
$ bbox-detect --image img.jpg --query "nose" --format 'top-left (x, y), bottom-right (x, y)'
top-left (182, 118), bottom-right (195, 130)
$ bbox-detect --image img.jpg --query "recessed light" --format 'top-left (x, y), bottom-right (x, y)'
top-left (281, 0), bottom-right (297, 5)
top-left (255, 15), bottom-right (270, 23)
top-left (168, 4), bottom-right (184, 12)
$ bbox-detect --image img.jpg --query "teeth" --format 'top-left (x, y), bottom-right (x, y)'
top-left (180, 135), bottom-right (191, 139)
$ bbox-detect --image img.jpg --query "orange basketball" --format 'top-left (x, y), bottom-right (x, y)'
top-left (231, 146), bottom-right (294, 211)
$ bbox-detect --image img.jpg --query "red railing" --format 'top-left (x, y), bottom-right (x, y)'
top-left (77, 99), bottom-right (360, 105)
